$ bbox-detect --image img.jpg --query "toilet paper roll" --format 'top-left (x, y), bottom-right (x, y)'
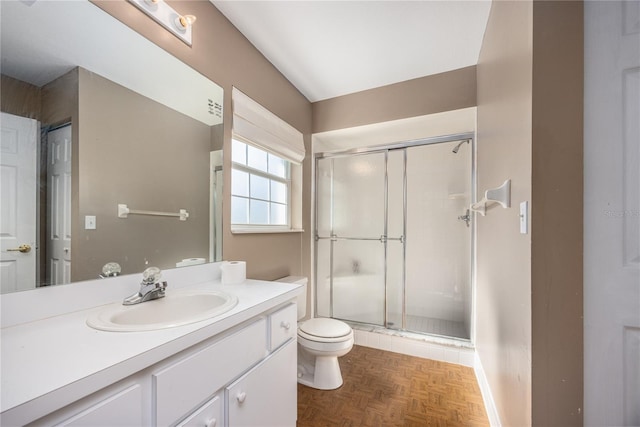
top-left (176, 258), bottom-right (206, 267)
top-left (221, 261), bottom-right (246, 285)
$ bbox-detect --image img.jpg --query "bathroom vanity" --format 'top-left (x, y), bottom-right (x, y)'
top-left (0, 264), bottom-right (302, 426)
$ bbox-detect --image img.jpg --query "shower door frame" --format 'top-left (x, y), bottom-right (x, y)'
top-left (314, 132), bottom-right (476, 341)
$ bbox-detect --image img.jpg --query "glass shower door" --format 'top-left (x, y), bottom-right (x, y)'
top-left (404, 142), bottom-right (472, 339)
top-left (315, 152), bottom-right (387, 325)
top-left (316, 135), bottom-right (474, 340)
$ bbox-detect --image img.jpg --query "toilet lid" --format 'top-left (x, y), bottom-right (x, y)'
top-left (299, 318), bottom-right (352, 338)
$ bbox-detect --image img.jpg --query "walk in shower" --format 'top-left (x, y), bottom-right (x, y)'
top-left (315, 133), bottom-right (474, 341)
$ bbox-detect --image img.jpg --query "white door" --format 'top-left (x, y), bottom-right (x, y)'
top-left (0, 112), bottom-right (38, 293)
top-left (47, 125), bottom-right (72, 285)
top-left (584, 2), bottom-right (640, 426)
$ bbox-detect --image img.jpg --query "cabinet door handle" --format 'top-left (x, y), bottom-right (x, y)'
top-left (205, 418), bottom-right (217, 427)
top-left (237, 391), bottom-right (247, 403)
top-left (281, 321), bottom-right (291, 330)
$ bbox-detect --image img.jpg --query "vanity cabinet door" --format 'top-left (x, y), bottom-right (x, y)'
top-left (226, 339), bottom-right (297, 427)
top-left (154, 319), bottom-right (267, 426)
top-left (269, 303), bottom-right (297, 351)
top-left (176, 395), bottom-right (221, 427)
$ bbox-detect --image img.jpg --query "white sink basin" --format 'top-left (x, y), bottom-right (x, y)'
top-left (86, 289), bottom-right (238, 332)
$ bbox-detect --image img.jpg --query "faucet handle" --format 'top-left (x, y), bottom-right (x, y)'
top-left (142, 266), bottom-right (162, 284)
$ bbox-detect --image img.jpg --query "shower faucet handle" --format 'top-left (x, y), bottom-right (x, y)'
top-left (458, 209), bottom-right (471, 227)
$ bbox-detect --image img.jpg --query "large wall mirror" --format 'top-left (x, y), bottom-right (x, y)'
top-left (0, 1), bottom-right (224, 294)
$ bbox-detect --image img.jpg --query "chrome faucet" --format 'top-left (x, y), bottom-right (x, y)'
top-left (123, 267), bottom-right (167, 305)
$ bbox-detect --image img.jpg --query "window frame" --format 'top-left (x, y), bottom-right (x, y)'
top-left (230, 137), bottom-right (293, 231)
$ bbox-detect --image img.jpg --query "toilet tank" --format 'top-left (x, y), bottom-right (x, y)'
top-left (274, 276), bottom-right (308, 320)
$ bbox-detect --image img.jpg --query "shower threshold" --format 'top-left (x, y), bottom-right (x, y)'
top-left (405, 315), bottom-right (468, 339)
top-left (345, 319), bottom-right (474, 349)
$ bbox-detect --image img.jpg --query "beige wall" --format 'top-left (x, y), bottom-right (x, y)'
top-left (41, 69), bottom-right (79, 127)
top-left (476, 1), bottom-right (533, 425)
top-left (1, 75), bottom-right (42, 120)
top-left (476, 1), bottom-right (583, 425)
top-left (93, 0), bottom-right (313, 281)
top-left (530, 1), bottom-right (583, 425)
top-left (312, 66), bottom-right (476, 133)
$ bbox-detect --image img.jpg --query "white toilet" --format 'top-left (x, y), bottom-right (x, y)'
top-left (275, 276), bottom-right (354, 390)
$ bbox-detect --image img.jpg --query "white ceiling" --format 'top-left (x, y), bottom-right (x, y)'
top-left (211, 1), bottom-right (491, 102)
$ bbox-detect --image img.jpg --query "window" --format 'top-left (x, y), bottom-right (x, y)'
top-left (230, 87), bottom-right (304, 233)
top-left (231, 139), bottom-right (291, 228)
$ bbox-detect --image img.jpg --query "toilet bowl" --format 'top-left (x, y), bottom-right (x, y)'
top-left (275, 276), bottom-right (354, 390)
top-left (297, 317), bottom-right (354, 390)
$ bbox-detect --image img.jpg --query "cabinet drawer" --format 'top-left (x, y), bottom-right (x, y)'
top-left (176, 395), bottom-right (221, 427)
top-left (154, 319), bottom-right (267, 426)
top-left (269, 303), bottom-right (297, 351)
top-left (57, 384), bottom-right (142, 427)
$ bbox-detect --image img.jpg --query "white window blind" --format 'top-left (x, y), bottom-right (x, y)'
top-left (232, 87), bottom-right (305, 164)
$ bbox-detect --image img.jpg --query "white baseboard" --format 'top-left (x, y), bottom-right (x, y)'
top-left (474, 351), bottom-right (501, 426)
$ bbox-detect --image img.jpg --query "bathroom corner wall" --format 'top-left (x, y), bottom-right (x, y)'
top-left (476, 1), bottom-right (583, 425)
top-left (92, 1), bottom-right (313, 282)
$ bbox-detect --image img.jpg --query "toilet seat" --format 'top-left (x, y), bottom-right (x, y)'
top-left (298, 318), bottom-right (353, 343)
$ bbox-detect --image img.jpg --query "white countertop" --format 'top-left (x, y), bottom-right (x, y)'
top-left (1, 276), bottom-right (301, 426)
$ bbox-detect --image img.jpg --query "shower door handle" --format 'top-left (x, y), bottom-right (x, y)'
top-left (384, 236), bottom-right (404, 243)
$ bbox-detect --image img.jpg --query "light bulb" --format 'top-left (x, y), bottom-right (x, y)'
top-left (174, 14), bottom-right (195, 31)
top-left (175, 15), bottom-right (188, 31)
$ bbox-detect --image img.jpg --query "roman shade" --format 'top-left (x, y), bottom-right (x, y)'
top-left (232, 87), bottom-right (305, 164)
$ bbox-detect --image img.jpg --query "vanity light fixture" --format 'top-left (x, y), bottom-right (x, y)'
top-left (128, 0), bottom-right (196, 46)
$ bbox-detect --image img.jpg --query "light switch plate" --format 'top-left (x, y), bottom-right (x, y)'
top-left (520, 201), bottom-right (528, 234)
top-left (85, 215), bottom-right (96, 230)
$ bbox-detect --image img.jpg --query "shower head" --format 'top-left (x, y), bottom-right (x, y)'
top-left (452, 139), bottom-right (470, 154)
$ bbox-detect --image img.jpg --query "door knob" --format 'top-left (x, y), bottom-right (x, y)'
top-left (236, 391), bottom-right (247, 403)
top-left (6, 244), bottom-right (31, 253)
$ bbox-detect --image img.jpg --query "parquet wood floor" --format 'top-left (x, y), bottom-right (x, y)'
top-left (297, 345), bottom-right (489, 427)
